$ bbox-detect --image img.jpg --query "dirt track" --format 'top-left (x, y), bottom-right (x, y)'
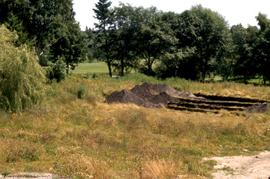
top-left (208, 151), bottom-right (270, 179)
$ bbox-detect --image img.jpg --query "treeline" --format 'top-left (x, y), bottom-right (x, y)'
top-left (0, 0), bottom-right (269, 84)
top-left (91, 0), bottom-right (270, 84)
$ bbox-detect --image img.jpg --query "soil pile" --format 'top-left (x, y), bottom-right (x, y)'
top-left (105, 89), bottom-right (154, 107)
top-left (106, 83), bottom-right (193, 108)
top-left (131, 83), bottom-right (195, 98)
top-left (106, 83), bottom-right (270, 113)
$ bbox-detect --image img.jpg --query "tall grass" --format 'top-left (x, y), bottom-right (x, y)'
top-left (0, 74), bottom-right (269, 178)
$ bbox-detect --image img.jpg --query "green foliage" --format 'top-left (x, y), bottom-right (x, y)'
top-left (93, 4), bottom-right (231, 80)
top-left (0, 0), bottom-right (85, 75)
top-left (93, 0), bottom-right (115, 77)
top-left (230, 24), bottom-right (258, 81)
top-left (157, 48), bottom-right (196, 79)
top-left (0, 25), bottom-right (45, 112)
top-left (227, 14), bottom-right (270, 84)
top-left (137, 7), bottom-right (177, 76)
top-left (175, 6), bottom-right (230, 81)
top-left (47, 58), bottom-right (66, 82)
top-left (254, 13), bottom-right (270, 84)
top-left (92, 2), bottom-right (270, 84)
top-left (93, 0), bottom-right (112, 29)
top-left (77, 85), bottom-right (87, 99)
top-left (110, 4), bottom-right (142, 76)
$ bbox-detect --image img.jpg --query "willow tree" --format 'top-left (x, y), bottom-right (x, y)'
top-left (0, 0), bottom-right (84, 78)
top-left (0, 25), bottom-right (45, 112)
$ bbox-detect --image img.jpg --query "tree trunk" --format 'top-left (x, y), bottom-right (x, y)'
top-left (66, 63), bottom-right (69, 75)
top-left (107, 61), bottom-right (112, 77)
top-left (147, 58), bottom-right (152, 74)
top-left (119, 58), bottom-right (125, 76)
top-left (120, 58), bottom-right (124, 76)
top-left (201, 58), bottom-right (208, 82)
top-left (201, 65), bottom-right (206, 82)
top-left (263, 76), bottom-right (266, 85)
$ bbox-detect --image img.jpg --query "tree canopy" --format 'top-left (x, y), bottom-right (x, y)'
top-left (0, 0), bottom-right (85, 79)
top-left (1, 1), bottom-right (270, 84)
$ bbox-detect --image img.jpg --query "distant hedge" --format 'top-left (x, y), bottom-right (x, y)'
top-left (0, 25), bottom-right (45, 112)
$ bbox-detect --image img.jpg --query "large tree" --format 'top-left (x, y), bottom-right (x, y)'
top-left (230, 24), bottom-right (258, 82)
top-left (174, 5), bottom-right (230, 80)
top-left (254, 13), bottom-right (270, 84)
top-left (93, 0), bottom-right (115, 77)
top-left (0, 0), bottom-right (84, 76)
top-left (110, 4), bottom-right (142, 76)
top-left (136, 8), bottom-right (177, 76)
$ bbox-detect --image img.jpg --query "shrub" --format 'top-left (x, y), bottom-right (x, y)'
top-left (47, 58), bottom-right (66, 82)
top-left (0, 25), bottom-right (45, 112)
top-left (77, 85), bottom-right (87, 99)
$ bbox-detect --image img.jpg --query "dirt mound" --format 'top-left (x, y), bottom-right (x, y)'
top-left (105, 83), bottom-right (191, 108)
top-left (106, 89), bottom-right (146, 106)
top-left (131, 83), bottom-right (195, 98)
top-left (148, 92), bottom-right (177, 105)
top-left (106, 83), bottom-right (269, 113)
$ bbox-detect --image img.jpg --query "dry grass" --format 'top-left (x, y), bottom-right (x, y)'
top-left (0, 74), bottom-right (269, 178)
top-left (141, 160), bottom-right (178, 179)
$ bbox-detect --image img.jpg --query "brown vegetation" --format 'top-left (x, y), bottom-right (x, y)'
top-left (0, 75), bottom-right (269, 178)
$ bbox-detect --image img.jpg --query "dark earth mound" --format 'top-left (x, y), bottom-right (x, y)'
top-left (106, 83), bottom-right (270, 113)
top-left (106, 83), bottom-right (194, 108)
top-left (131, 83), bottom-right (195, 99)
top-left (105, 89), bottom-right (159, 108)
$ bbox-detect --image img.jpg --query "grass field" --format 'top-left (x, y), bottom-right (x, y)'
top-left (0, 73), bottom-right (269, 178)
top-left (73, 62), bottom-right (108, 74)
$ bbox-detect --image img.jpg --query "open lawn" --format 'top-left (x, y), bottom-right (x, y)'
top-left (73, 62), bottom-right (108, 74)
top-left (0, 73), bottom-right (269, 178)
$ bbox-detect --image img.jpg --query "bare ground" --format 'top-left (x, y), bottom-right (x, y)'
top-left (208, 151), bottom-right (270, 179)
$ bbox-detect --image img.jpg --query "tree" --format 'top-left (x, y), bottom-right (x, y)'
top-left (0, 25), bottom-right (45, 112)
top-left (136, 8), bottom-right (177, 76)
top-left (254, 13), bottom-right (270, 84)
top-left (110, 4), bottom-right (142, 76)
top-left (156, 47), bottom-right (196, 78)
top-left (0, 0), bottom-right (85, 78)
top-left (230, 24), bottom-right (258, 82)
top-left (93, 0), bottom-right (114, 77)
top-left (173, 5), bottom-right (230, 80)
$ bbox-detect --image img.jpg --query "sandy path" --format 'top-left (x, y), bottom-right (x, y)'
top-left (208, 151), bottom-right (270, 179)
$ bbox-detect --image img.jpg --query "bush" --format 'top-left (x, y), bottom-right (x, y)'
top-left (0, 25), bottom-right (45, 112)
top-left (77, 85), bottom-right (87, 99)
top-left (47, 58), bottom-right (66, 82)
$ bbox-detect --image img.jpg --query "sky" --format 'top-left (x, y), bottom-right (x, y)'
top-left (73, 0), bottom-right (270, 30)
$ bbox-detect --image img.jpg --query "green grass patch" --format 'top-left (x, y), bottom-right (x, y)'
top-left (73, 62), bottom-right (108, 74)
